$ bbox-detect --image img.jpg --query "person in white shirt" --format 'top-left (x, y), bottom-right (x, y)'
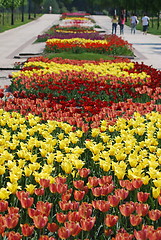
top-left (142, 14), bottom-right (150, 34)
top-left (130, 13), bottom-right (138, 34)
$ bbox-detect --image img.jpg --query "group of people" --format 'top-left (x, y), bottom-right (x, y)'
top-left (111, 13), bottom-right (150, 35)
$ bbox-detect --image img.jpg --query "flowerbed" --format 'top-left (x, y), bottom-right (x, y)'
top-left (1, 13), bottom-right (161, 240)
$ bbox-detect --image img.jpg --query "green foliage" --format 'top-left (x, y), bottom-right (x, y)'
top-left (42, 0), bottom-right (60, 13)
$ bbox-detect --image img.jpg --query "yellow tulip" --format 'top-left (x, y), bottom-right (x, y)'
top-left (24, 166), bottom-right (32, 177)
top-left (0, 166), bottom-right (5, 175)
top-left (0, 188), bottom-right (10, 200)
top-left (26, 184), bottom-right (36, 194)
top-left (152, 187), bottom-right (160, 198)
top-left (7, 182), bottom-right (21, 194)
top-left (61, 161), bottom-right (73, 174)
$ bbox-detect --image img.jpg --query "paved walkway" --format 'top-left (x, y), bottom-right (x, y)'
top-left (0, 14), bottom-right (160, 88)
top-left (93, 15), bottom-right (161, 70)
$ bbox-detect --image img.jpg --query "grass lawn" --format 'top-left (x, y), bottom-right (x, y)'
top-left (43, 52), bottom-right (116, 60)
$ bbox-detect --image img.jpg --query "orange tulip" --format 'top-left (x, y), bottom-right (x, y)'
top-left (59, 201), bottom-right (71, 211)
top-left (0, 214), bottom-right (5, 234)
top-left (135, 203), bottom-right (149, 216)
top-left (49, 183), bottom-right (57, 193)
top-left (157, 195), bottom-right (161, 205)
top-left (102, 175), bottom-right (113, 184)
top-left (64, 221), bottom-right (81, 236)
top-left (73, 180), bottom-right (85, 189)
top-left (56, 183), bottom-right (68, 194)
top-left (61, 190), bottom-right (72, 201)
top-left (47, 222), bottom-right (59, 232)
top-left (33, 215), bottom-right (48, 229)
top-left (36, 201), bottom-right (52, 216)
top-left (20, 197), bottom-right (34, 209)
top-left (74, 190), bottom-right (85, 201)
top-left (105, 214), bottom-right (118, 227)
top-left (56, 212), bottom-right (67, 223)
top-left (20, 223), bottom-right (34, 236)
top-left (119, 202), bottom-right (135, 216)
top-left (28, 208), bottom-right (41, 219)
top-left (148, 209), bottom-right (161, 221)
top-left (4, 214), bottom-right (20, 229)
top-left (88, 176), bottom-right (99, 187)
top-left (8, 207), bottom-right (19, 215)
top-left (80, 216), bottom-right (96, 231)
top-left (114, 232), bottom-right (133, 240)
top-left (67, 211), bottom-right (81, 222)
top-left (58, 227), bottom-right (71, 239)
top-left (7, 231), bottom-right (22, 240)
top-left (137, 192), bottom-right (150, 202)
top-left (40, 179), bottom-right (50, 188)
top-left (134, 229), bottom-right (147, 240)
top-left (108, 195), bottom-right (120, 207)
top-left (16, 191), bottom-right (29, 201)
top-left (101, 184), bottom-right (114, 196)
top-left (0, 200), bottom-right (8, 212)
top-left (95, 200), bottom-right (110, 212)
top-left (132, 179), bottom-right (143, 189)
top-left (78, 168), bottom-right (90, 178)
top-left (91, 187), bottom-right (102, 197)
top-left (130, 214), bottom-right (142, 226)
top-left (35, 188), bottom-right (45, 196)
top-left (115, 188), bottom-right (129, 200)
top-left (78, 202), bottom-right (92, 218)
top-left (55, 176), bottom-right (67, 184)
top-left (39, 235), bottom-right (56, 240)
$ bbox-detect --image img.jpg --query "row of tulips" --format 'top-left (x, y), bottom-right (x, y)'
top-left (1, 13), bottom-right (161, 239)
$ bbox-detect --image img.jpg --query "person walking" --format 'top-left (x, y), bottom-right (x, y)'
top-left (111, 14), bottom-right (118, 34)
top-left (119, 14), bottom-right (126, 34)
top-left (130, 13), bottom-right (138, 34)
top-left (142, 13), bottom-right (150, 34)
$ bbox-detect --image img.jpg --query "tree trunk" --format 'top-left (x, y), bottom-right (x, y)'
top-left (11, 4), bottom-right (14, 25)
top-left (157, 11), bottom-right (160, 29)
top-left (21, 0), bottom-right (24, 22)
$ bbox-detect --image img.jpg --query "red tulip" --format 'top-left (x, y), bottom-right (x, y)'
top-left (70, 201), bottom-right (79, 210)
top-left (20, 197), bottom-right (34, 209)
top-left (8, 207), bottom-right (19, 215)
top-left (36, 201), bottom-right (52, 216)
top-left (157, 195), bottom-right (161, 205)
top-left (55, 176), bottom-right (67, 184)
top-left (67, 211), bottom-right (81, 222)
top-left (16, 191), bottom-right (29, 201)
top-left (105, 214), bottom-right (118, 227)
top-left (58, 227), bottom-right (71, 239)
top-left (114, 232), bottom-right (134, 240)
top-left (73, 180), bottom-right (85, 189)
top-left (7, 231), bottom-right (22, 240)
top-left (78, 168), bottom-right (90, 178)
top-left (61, 190), bottom-right (72, 201)
top-left (108, 195), bottom-right (120, 207)
top-left (94, 200), bottom-right (110, 212)
top-left (80, 217), bottom-right (96, 231)
top-left (56, 183), bottom-right (68, 194)
top-left (40, 179), bottom-right (50, 188)
top-left (132, 179), bottom-right (143, 189)
top-left (20, 223), bottom-right (34, 236)
top-left (91, 187), bottom-right (102, 197)
top-left (74, 190), bottom-right (85, 201)
top-left (35, 188), bottom-right (45, 196)
top-left (115, 188), bottom-right (129, 200)
top-left (137, 192), bottom-right (150, 202)
top-left (101, 184), bottom-right (114, 195)
top-left (88, 176), bottom-right (99, 187)
top-left (0, 200), bottom-right (8, 212)
top-left (135, 203), bottom-right (149, 216)
top-left (56, 212), bottom-right (67, 223)
top-left (102, 175), bottom-right (113, 184)
top-left (59, 201), bottom-right (71, 211)
top-left (130, 214), bottom-right (142, 226)
top-left (49, 183), bottom-right (57, 193)
top-left (148, 209), bottom-right (161, 221)
top-left (47, 222), bottom-right (59, 232)
top-left (64, 221), bottom-right (81, 236)
top-left (134, 229), bottom-right (147, 240)
top-left (0, 214), bottom-right (5, 234)
top-left (119, 202), bottom-right (135, 216)
top-left (33, 215), bottom-right (48, 229)
top-left (28, 208), bottom-right (41, 218)
top-left (4, 214), bottom-right (20, 229)
top-left (39, 235), bottom-right (56, 240)
top-left (78, 202), bottom-right (92, 218)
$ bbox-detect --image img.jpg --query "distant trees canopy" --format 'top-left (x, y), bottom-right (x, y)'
top-left (0, 0), bottom-right (161, 27)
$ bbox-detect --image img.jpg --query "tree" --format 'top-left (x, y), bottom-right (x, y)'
top-left (1, 0), bottom-right (21, 25)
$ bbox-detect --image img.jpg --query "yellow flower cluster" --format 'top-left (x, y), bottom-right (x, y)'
top-left (62, 17), bottom-right (91, 21)
top-left (12, 61), bottom-right (150, 81)
top-left (0, 110), bottom-right (85, 199)
top-left (86, 112), bottom-right (161, 198)
top-left (46, 37), bottom-right (108, 45)
top-left (1, 109), bottom-right (161, 199)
